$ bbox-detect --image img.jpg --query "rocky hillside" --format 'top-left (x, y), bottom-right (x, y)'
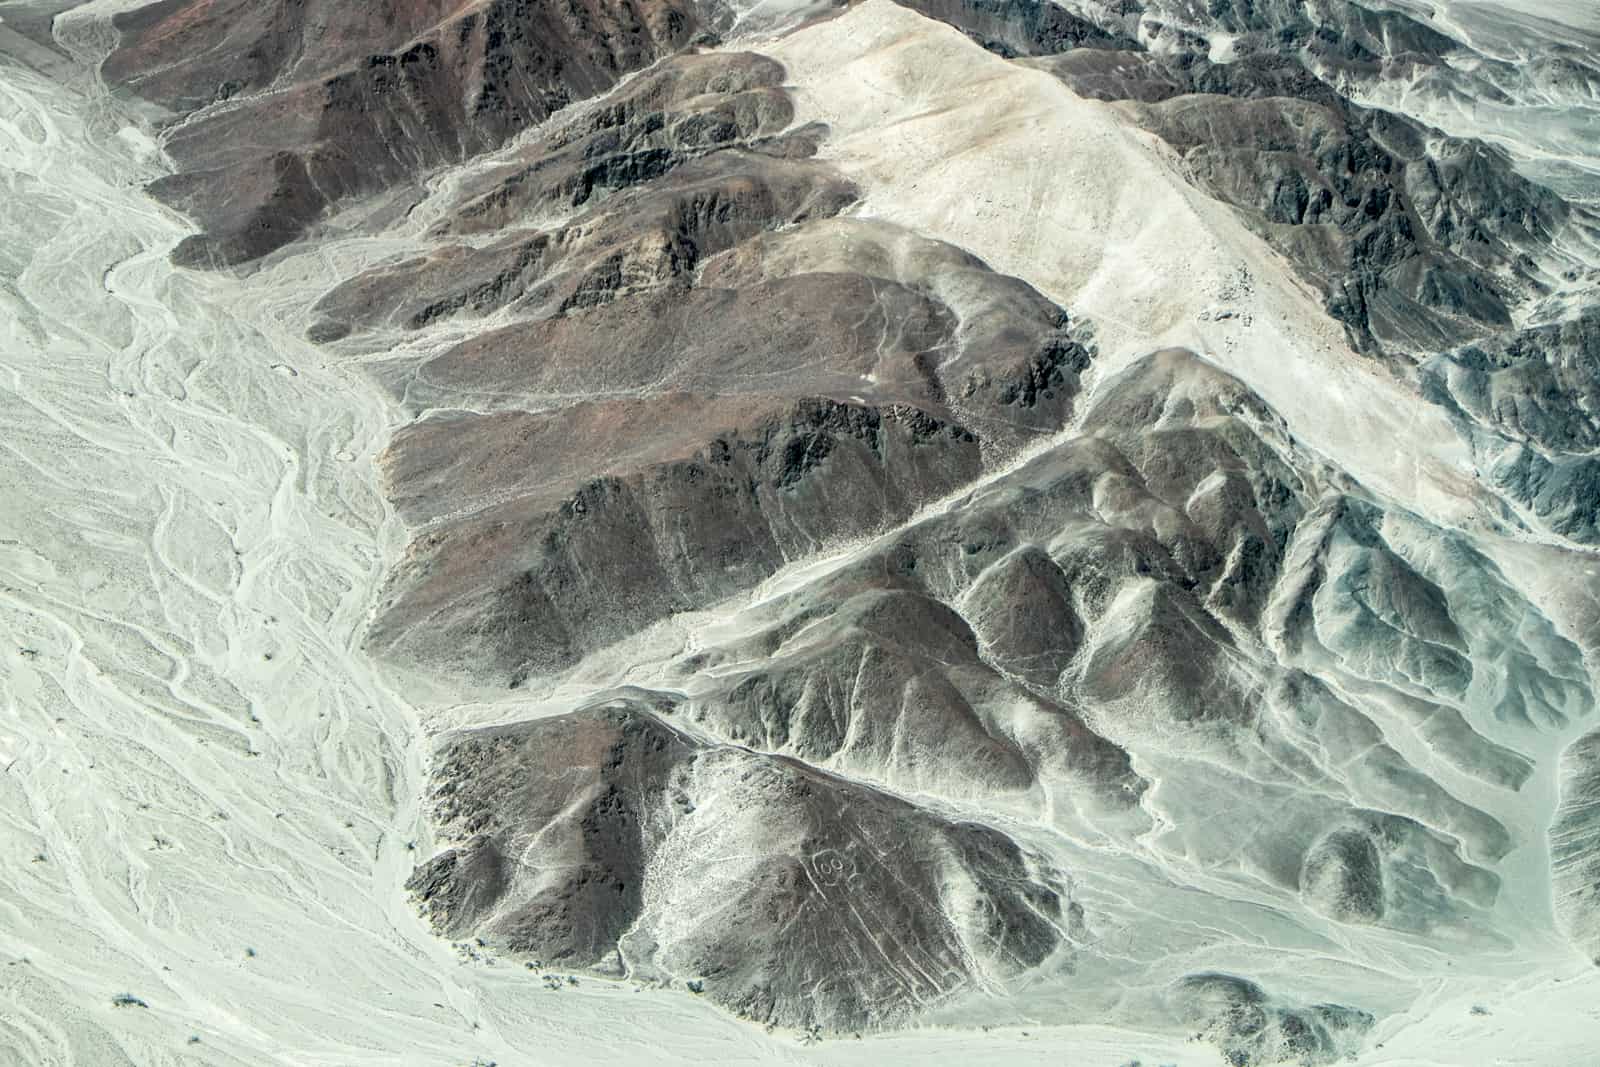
top-left (88, 0), bottom-right (1600, 1060)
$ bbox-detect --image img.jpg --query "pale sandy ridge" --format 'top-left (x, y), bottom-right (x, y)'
top-left (766, 0), bottom-right (1490, 534)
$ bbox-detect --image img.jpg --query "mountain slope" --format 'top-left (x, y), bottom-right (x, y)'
top-left (2, 0), bottom-right (1595, 1063)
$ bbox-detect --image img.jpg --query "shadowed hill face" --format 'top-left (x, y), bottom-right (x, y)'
top-left (102, 0), bottom-right (705, 265)
top-left (1422, 308), bottom-right (1600, 544)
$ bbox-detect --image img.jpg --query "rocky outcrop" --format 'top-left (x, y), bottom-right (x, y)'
top-left (104, 0), bottom-right (707, 265)
top-left (993, 1), bottom-right (1594, 358)
top-left (1423, 308), bottom-right (1600, 544)
top-left (1134, 91), bottom-right (1563, 351)
top-left (370, 394), bottom-right (985, 680)
top-left (1301, 827), bottom-right (1386, 924)
top-left (422, 51), bottom-right (806, 237)
top-left (408, 698), bottom-right (1076, 1031)
top-left (308, 149), bottom-right (860, 339)
top-left (1168, 972), bottom-right (1374, 1067)
top-left (898, 0), bottom-right (1138, 57)
top-left (1032, 57), bottom-right (1569, 353)
top-left (1553, 728), bottom-right (1600, 965)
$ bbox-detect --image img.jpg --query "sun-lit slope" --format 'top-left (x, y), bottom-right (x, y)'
top-left (764, 0), bottom-right (1491, 531)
